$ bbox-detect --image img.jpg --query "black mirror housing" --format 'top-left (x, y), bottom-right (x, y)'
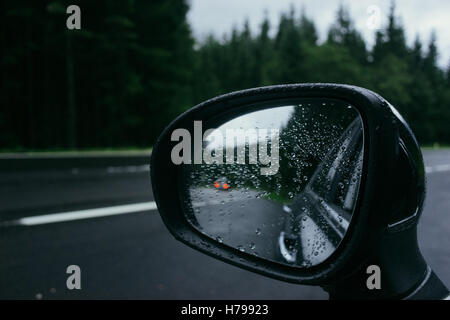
top-left (150, 84), bottom-right (447, 299)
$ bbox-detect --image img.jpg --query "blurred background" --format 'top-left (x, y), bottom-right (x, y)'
top-left (0, 0), bottom-right (449, 299)
top-left (2, 0), bottom-right (450, 150)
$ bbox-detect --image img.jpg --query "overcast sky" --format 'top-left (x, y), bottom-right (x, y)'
top-left (187, 0), bottom-right (450, 68)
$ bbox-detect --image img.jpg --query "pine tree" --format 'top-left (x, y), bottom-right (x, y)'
top-left (273, 8), bottom-right (305, 83)
top-left (255, 15), bottom-right (275, 85)
top-left (371, 1), bottom-right (408, 63)
top-left (385, 1), bottom-right (408, 57)
top-left (327, 5), bottom-right (367, 64)
top-left (410, 34), bottom-right (423, 71)
top-left (423, 31), bottom-right (441, 84)
top-left (299, 9), bottom-right (318, 46)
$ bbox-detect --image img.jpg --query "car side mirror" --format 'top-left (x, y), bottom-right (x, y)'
top-left (150, 84), bottom-right (449, 300)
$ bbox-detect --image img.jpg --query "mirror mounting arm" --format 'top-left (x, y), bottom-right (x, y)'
top-left (323, 226), bottom-right (449, 300)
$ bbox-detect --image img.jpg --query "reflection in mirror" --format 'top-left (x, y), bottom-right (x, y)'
top-left (181, 99), bottom-right (364, 268)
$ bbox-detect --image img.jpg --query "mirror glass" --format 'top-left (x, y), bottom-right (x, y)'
top-left (180, 99), bottom-right (364, 268)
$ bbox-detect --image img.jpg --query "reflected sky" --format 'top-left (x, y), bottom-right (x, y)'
top-left (206, 106), bottom-right (294, 149)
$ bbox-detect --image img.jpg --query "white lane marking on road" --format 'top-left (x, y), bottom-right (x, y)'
top-left (69, 165), bottom-right (150, 175)
top-left (15, 201), bottom-right (158, 226)
top-left (106, 165), bottom-right (149, 174)
top-left (426, 164), bottom-right (450, 173)
top-left (8, 163), bottom-right (450, 227)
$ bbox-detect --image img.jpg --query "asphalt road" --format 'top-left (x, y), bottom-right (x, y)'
top-left (0, 150), bottom-right (449, 299)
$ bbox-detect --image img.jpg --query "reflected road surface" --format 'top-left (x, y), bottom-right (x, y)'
top-left (191, 188), bottom-right (287, 264)
top-left (0, 150), bottom-right (449, 299)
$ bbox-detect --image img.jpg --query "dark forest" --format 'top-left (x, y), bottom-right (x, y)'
top-left (1, 0), bottom-right (450, 150)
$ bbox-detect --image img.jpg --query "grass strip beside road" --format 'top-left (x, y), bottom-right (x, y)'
top-left (0, 148), bottom-right (152, 159)
top-left (0, 149), bottom-right (152, 172)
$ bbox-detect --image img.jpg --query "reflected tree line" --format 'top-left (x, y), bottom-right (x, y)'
top-left (1, 1), bottom-right (450, 150)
